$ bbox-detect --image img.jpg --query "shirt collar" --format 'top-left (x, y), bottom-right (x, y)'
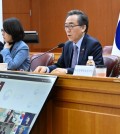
top-left (73, 35), bottom-right (85, 50)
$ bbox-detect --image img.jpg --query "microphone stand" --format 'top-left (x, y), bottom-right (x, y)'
top-left (31, 46), bottom-right (59, 63)
top-left (30, 43), bottom-right (64, 71)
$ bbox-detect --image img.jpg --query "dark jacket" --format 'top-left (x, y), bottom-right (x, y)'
top-left (48, 34), bottom-right (104, 74)
top-left (0, 42), bottom-right (4, 63)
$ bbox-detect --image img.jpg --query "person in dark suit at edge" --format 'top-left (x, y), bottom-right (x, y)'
top-left (34, 9), bottom-right (104, 74)
top-left (0, 41), bottom-right (4, 63)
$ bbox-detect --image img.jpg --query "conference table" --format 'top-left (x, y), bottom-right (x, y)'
top-left (30, 74), bottom-right (120, 134)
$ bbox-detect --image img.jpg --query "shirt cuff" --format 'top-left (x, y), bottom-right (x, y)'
top-left (65, 69), bottom-right (68, 74)
top-left (46, 67), bottom-right (50, 73)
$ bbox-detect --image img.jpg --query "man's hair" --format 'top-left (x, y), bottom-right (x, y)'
top-left (66, 10), bottom-right (89, 33)
top-left (3, 17), bottom-right (24, 42)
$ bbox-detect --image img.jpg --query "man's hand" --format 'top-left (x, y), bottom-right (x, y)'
top-left (51, 68), bottom-right (67, 74)
top-left (34, 66), bottom-right (47, 73)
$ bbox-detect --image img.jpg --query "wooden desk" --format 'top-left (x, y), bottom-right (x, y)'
top-left (31, 75), bottom-right (120, 134)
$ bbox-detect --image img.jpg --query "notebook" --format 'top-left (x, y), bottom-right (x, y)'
top-left (0, 71), bottom-right (57, 134)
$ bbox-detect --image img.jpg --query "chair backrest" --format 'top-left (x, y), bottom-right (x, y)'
top-left (30, 53), bottom-right (54, 71)
top-left (103, 55), bottom-right (120, 77)
top-left (111, 58), bottom-right (120, 77)
top-left (102, 46), bottom-right (113, 55)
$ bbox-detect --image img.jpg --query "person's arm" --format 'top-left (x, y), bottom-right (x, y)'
top-left (48, 41), bottom-right (74, 74)
top-left (1, 44), bottom-right (29, 70)
top-left (89, 42), bottom-right (104, 65)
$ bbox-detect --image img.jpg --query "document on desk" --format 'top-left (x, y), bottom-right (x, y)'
top-left (0, 72), bottom-right (57, 134)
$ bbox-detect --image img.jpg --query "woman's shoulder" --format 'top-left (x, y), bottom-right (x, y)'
top-left (15, 41), bottom-right (29, 49)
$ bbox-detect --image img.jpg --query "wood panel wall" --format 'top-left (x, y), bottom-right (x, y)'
top-left (2, 0), bottom-right (120, 52)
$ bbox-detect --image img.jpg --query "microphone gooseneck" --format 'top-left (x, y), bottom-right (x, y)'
top-left (30, 43), bottom-right (65, 69)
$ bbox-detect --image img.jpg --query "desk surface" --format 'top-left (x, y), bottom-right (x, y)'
top-left (29, 74), bottom-right (120, 134)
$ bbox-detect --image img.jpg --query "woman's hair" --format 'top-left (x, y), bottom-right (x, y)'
top-left (66, 9), bottom-right (89, 33)
top-left (3, 17), bottom-right (24, 42)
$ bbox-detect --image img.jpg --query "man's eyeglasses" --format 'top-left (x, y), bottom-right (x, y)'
top-left (64, 24), bottom-right (80, 30)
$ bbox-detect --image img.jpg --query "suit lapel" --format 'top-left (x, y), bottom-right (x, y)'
top-left (78, 35), bottom-right (87, 64)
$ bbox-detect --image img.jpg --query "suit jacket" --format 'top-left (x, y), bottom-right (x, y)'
top-left (0, 41), bottom-right (4, 63)
top-left (48, 34), bottom-right (104, 74)
top-left (0, 41), bottom-right (30, 71)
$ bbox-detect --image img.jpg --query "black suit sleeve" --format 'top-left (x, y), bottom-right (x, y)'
top-left (0, 41), bottom-right (4, 63)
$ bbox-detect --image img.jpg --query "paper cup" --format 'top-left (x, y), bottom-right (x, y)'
top-left (95, 65), bottom-right (107, 77)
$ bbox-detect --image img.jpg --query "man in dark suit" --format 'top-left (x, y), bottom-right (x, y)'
top-left (34, 9), bottom-right (104, 74)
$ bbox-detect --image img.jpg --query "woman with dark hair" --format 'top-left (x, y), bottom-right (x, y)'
top-left (0, 17), bottom-right (30, 71)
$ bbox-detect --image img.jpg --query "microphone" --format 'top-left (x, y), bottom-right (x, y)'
top-left (30, 43), bottom-right (65, 67)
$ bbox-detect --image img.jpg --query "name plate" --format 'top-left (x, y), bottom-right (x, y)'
top-left (73, 65), bottom-right (95, 76)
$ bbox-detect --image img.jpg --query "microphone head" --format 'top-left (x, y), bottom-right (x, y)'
top-left (58, 43), bottom-right (65, 48)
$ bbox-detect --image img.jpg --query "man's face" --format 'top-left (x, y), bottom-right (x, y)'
top-left (65, 15), bottom-right (85, 43)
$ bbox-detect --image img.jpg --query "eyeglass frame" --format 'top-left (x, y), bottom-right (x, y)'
top-left (64, 24), bottom-right (82, 30)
